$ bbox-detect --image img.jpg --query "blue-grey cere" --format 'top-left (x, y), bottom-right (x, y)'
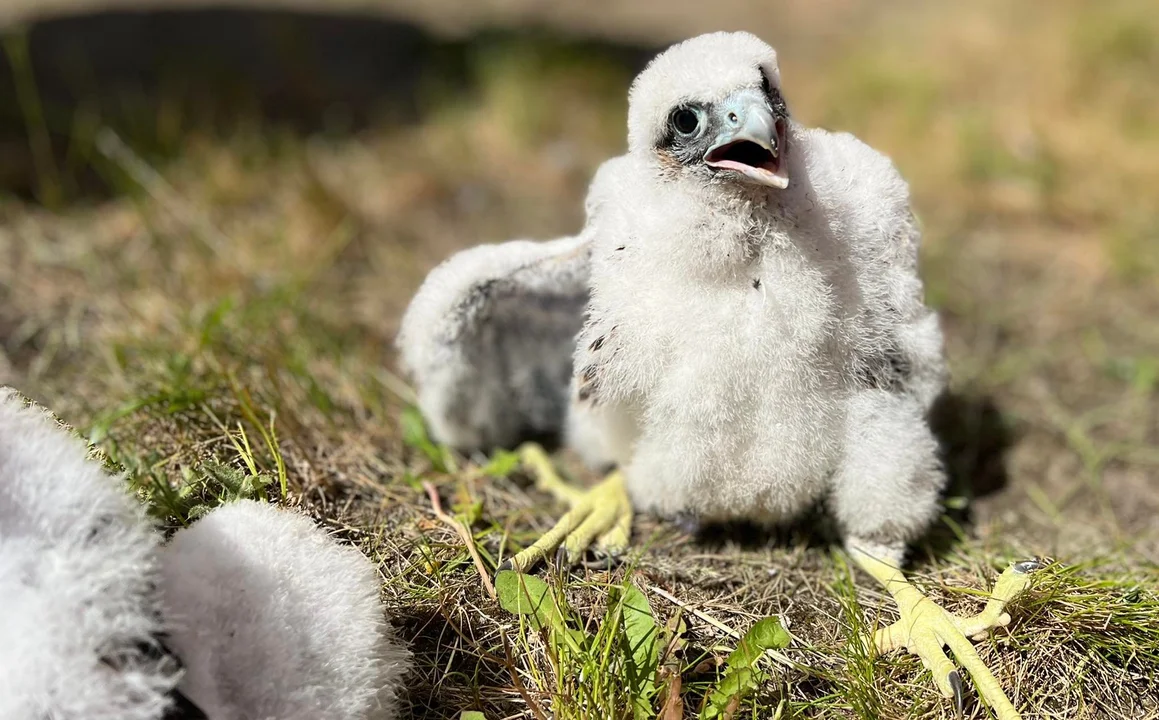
top-left (656, 77), bottom-right (789, 180)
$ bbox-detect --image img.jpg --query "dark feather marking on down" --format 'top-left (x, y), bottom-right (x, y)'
top-left (856, 343), bottom-right (912, 392)
top-left (577, 383), bottom-right (597, 403)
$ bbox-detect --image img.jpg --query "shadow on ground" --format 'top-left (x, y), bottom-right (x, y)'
top-left (932, 392), bottom-right (1013, 502)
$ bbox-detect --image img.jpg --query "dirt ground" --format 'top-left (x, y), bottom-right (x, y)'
top-left (0, 0), bottom-right (1156, 718)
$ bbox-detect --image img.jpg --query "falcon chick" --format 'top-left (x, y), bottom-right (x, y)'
top-left (399, 31), bottom-right (1039, 719)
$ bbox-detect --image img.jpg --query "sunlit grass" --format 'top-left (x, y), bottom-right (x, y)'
top-left (0, 3), bottom-right (1156, 718)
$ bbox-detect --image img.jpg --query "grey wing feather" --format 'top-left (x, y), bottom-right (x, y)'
top-left (849, 205), bottom-right (945, 409)
top-left (848, 200), bottom-right (945, 410)
top-left (396, 235), bottom-right (591, 450)
top-left (812, 129), bottom-right (947, 410)
top-left (882, 209), bottom-right (947, 410)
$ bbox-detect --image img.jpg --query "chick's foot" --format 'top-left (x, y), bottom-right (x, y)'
top-left (499, 443), bottom-right (632, 573)
top-left (851, 547), bottom-right (1043, 720)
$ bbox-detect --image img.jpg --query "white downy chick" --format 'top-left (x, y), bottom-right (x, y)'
top-left (158, 499), bottom-right (410, 720)
top-left (399, 34), bottom-right (1046, 719)
top-left (572, 31), bottom-right (947, 561)
top-left (394, 30), bottom-right (945, 561)
top-left (0, 387), bottom-right (180, 720)
top-left (398, 32), bottom-right (947, 564)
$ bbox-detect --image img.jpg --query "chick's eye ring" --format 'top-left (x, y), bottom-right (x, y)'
top-left (670, 106), bottom-right (701, 136)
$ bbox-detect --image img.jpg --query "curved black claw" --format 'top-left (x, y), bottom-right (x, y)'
top-left (948, 670), bottom-right (964, 719)
top-left (497, 559), bottom-right (514, 574)
top-left (554, 545), bottom-right (571, 570)
top-left (581, 553), bottom-right (618, 570)
top-left (1013, 558), bottom-right (1047, 574)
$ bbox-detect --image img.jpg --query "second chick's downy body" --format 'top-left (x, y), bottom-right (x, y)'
top-left (569, 33), bottom-right (946, 560)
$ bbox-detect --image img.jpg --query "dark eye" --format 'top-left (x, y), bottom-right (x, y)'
top-left (670, 106), bottom-right (701, 137)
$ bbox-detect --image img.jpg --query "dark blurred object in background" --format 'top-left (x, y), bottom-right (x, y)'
top-left (0, 8), bottom-right (657, 200)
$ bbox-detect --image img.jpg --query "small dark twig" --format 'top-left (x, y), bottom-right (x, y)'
top-left (501, 628), bottom-right (550, 720)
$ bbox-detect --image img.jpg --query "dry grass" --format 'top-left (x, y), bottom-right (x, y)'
top-left (1, 1), bottom-right (1157, 718)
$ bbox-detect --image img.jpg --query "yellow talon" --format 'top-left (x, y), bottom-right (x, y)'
top-left (500, 444), bottom-right (632, 573)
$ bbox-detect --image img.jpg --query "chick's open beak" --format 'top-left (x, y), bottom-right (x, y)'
top-left (704, 89), bottom-right (789, 189)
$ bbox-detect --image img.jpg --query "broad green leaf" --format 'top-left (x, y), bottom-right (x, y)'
top-left (495, 570), bottom-right (561, 632)
top-left (481, 449), bottom-right (521, 478)
top-left (400, 406), bottom-right (430, 449)
top-left (701, 617), bottom-right (790, 719)
top-left (496, 571), bottom-right (588, 654)
top-left (622, 584), bottom-right (660, 677)
top-left (726, 617), bottom-right (790, 668)
top-left (459, 712), bottom-right (486, 720)
top-left (400, 406), bottom-right (450, 471)
top-left (619, 583), bottom-right (660, 720)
